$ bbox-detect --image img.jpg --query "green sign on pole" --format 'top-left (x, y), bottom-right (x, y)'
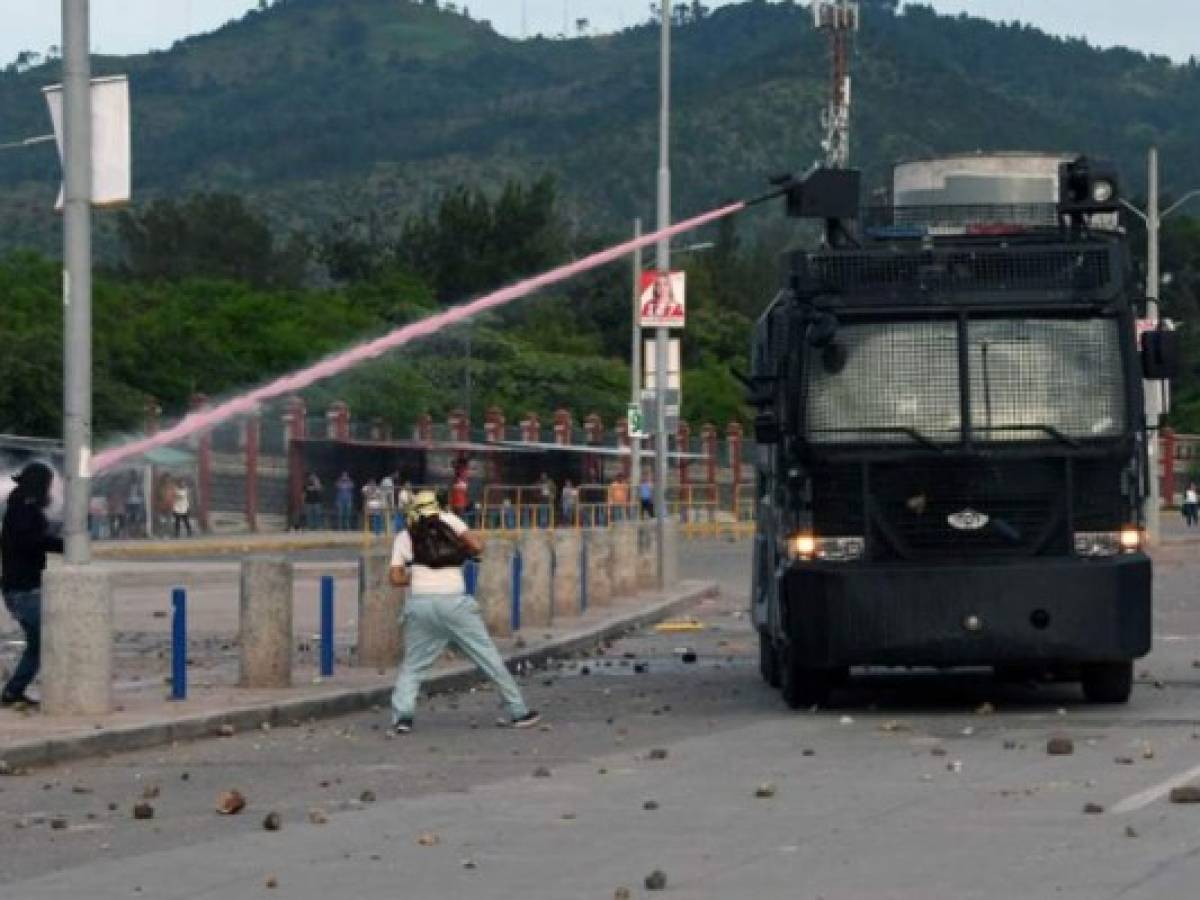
top-left (627, 402), bottom-right (646, 438)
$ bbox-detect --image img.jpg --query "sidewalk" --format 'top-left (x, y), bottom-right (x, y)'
top-left (0, 580), bottom-right (718, 771)
top-left (93, 530), bottom-right (373, 560)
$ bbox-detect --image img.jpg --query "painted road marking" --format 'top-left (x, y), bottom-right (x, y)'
top-left (1110, 761), bottom-right (1200, 814)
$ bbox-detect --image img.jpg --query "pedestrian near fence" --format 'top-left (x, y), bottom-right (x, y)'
top-left (1184, 482), bottom-right (1199, 527)
top-left (388, 490), bottom-right (540, 734)
top-left (1, 463), bottom-right (64, 708)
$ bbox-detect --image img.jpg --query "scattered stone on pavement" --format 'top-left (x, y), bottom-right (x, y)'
top-left (1141, 741), bottom-right (1155, 760)
top-left (647, 748), bottom-right (669, 760)
top-left (1083, 802), bottom-right (1105, 815)
top-left (1125, 826), bottom-right (1139, 838)
top-left (755, 783), bottom-right (777, 799)
top-left (615, 888), bottom-right (632, 900)
top-left (132, 802), bottom-right (155, 820)
top-left (645, 869), bottom-right (668, 891)
top-left (359, 790), bottom-right (376, 803)
top-left (49, 817), bottom-right (68, 830)
top-left (417, 832), bottom-right (441, 847)
top-left (532, 766), bottom-right (552, 778)
top-left (1114, 756), bottom-right (1135, 766)
top-left (141, 784), bottom-right (160, 800)
top-left (216, 790), bottom-right (247, 815)
top-left (217, 724), bottom-right (235, 738)
top-left (975, 702), bottom-right (995, 715)
top-left (1169, 785), bottom-right (1200, 804)
top-left (307, 808), bottom-right (329, 825)
top-left (265, 875), bottom-right (278, 889)
top-left (262, 812), bottom-right (282, 831)
top-left (643, 800), bottom-right (660, 810)
top-left (931, 747), bottom-right (948, 757)
top-left (1046, 735), bottom-right (1075, 756)
top-left (878, 720), bottom-right (911, 733)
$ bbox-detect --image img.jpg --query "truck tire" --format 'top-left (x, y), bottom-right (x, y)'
top-left (1081, 661), bottom-right (1133, 704)
top-left (778, 644), bottom-right (834, 710)
top-left (759, 631), bottom-right (781, 688)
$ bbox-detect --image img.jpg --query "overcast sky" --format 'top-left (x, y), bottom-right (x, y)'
top-left (1, 1), bottom-right (1195, 66)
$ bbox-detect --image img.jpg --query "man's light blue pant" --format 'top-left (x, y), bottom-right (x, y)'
top-left (391, 593), bottom-right (529, 723)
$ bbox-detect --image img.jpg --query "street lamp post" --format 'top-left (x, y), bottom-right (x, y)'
top-left (654, 0), bottom-right (672, 588)
top-left (1121, 146), bottom-right (1200, 545)
top-left (63, 0), bottom-right (93, 564)
top-left (630, 218), bottom-right (643, 490)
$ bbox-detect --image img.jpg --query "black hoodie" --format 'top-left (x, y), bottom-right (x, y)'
top-left (1, 483), bottom-right (64, 594)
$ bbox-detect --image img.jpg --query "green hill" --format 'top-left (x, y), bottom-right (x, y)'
top-left (3, 0), bottom-right (1200, 253)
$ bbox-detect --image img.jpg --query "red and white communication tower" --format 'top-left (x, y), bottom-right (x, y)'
top-left (813, 0), bottom-right (859, 169)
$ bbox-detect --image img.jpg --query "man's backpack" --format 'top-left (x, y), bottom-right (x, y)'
top-left (409, 515), bottom-right (470, 569)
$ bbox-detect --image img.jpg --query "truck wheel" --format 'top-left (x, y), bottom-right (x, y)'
top-left (1081, 661), bottom-right (1133, 703)
top-left (759, 631), bottom-right (781, 688)
top-left (779, 644), bottom-right (834, 710)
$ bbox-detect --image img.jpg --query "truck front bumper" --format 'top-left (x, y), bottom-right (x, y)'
top-left (781, 555), bottom-right (1151, 667)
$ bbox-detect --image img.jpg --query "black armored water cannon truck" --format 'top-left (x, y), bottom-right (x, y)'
top-left (745, 153), bottom-right (1179, 708)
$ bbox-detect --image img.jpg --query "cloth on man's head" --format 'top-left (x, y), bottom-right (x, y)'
top-left (411, 490), bottom-right (440, 518)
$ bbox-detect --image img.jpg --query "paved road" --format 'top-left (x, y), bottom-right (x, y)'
top-left (5, 540), bottom-right (1200, 898)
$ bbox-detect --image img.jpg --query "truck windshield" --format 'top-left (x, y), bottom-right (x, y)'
top-left (804, 317), bottom-right (1127, 446)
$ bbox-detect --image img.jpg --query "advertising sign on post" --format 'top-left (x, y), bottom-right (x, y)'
top-left (43, 74), bottom-right (132, 210)
top-left (639, 271), bottom-right (686, 329)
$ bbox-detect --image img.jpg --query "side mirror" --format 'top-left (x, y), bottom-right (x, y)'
top-left (754, 412), bottom-right (781, 446)
top-left (1142, 328), bottom-right (1180, 381)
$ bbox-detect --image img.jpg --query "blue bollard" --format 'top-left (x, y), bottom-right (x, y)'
top-left (511, 549), bottom-right (523, 633)
top-left (171, 587), bottom-right (187, 701)
top-left (464, 559), bottom-right (479, 596)
top-left (320, 575), bottom-right (335, 678)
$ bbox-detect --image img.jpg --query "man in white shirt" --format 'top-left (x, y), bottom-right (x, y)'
top-left (389, 490), bottom-right (540, 734)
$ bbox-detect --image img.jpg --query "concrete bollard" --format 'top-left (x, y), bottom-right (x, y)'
top-left (636, 522), bottom-right (657, 589)
top-left (42, 565), bottom-right (114, 715)
top-left (585, 529), bottom-right (613, 607)
top-left (610, 523), bottom-right (639, 597)
top-left (477, 536), bottom-right (515, 638)
top-left (551, 529), bottom-right (582, 620)
top-left (517, 531), bottom-right (553, 629)
top-left (239, 557), bottom-right (294, 688)
top-left (662, 518), bottom-right (681, 587)
top-left (358, 550), bottom-right (402, 670)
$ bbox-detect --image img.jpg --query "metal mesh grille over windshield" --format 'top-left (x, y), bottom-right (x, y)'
top-left (805, 321), bottom-right (961, 446)
top-left (968, 319), bottom-right (1126, 441)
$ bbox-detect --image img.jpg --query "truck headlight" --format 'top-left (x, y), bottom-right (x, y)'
top-left (787, 533), bottom-right (865, 562)
top-left (1074, 528), bottom-right (1141, 557)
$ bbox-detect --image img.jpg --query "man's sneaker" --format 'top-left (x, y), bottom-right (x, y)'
top-left (1, 693), bottom-right (39, 709)
top-left (511, 711), bottom-right (541, 729)
top-left (392, 718), bottom-right (413, 735)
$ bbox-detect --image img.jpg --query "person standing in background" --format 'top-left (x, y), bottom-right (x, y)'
top-left (335, 472), bottom-right (355, 531)
top-left (173, 478), bottom-right (194, 538)
top-left (561, 479), bottom-right (579, 527)
top-left (1, 463), bottom-right (64, 708)
top-left (304, 473), bottom-right (324, 530)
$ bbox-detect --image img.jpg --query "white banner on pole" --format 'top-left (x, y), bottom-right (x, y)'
top-left (43, 74), bottom-right (131, 210)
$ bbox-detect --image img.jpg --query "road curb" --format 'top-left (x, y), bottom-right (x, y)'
top-left (94, 535), bottom-right (376, 561)
top-left (0, 581), bottom-right (717, 771)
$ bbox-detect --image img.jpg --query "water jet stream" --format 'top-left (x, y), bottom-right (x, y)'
top-left (94, 201), bottom-right (747, 474)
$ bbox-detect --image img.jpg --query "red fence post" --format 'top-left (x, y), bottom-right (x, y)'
top-left (327, 401), bottom-right (351, 441)
top-left (520, 412), bottom-right (541, 444)
top-left (677, 421), bottom-right (692, 487)
top-left (245, 412), bottom-right (260, 533)
top-left (702, 423), bottom-right (718, 488)
top-left (282, 397), bottom-right (307, 530)
top-left (1163, 427), bottom-right (1177, 506)
top-left (616, 417), bottom-right (631, 481)
top-left (416, 413), bottom-right (433, 444)
top-left (584, 413), bottom-right (604, 484)
top-left (727, 422), bottom-right (745, 486)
